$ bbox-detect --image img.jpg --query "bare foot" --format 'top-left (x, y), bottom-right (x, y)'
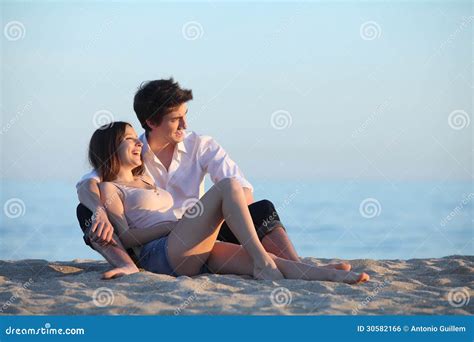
top-left (102, 265), bottom-right (139, 280)
top-left (332, 270), bottom-right (370, 284)
top-left (253, 258), bottom-right (284, 280)
top-left (320, 262), bottom-right (352, 271)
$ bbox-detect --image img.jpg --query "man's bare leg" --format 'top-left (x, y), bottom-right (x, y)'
top-left (261, 227), bottom-right (300, 261)
top-left (261, 227), bottom-right (352, 271)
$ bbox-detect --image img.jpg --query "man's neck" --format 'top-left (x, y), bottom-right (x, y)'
top-left (147, 133), bottom-right (175, 156)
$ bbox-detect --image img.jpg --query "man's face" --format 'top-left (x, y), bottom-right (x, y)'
top-left (148, 103), bottom-right (188, 145)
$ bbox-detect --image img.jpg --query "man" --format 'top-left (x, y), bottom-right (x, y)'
top-left (76, 78), bottom-right (300, 279)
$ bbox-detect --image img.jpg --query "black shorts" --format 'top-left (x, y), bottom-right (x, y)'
top-left (76, 199), bottom-right (285, 251)
top-left (216, 199), bottom-right (286, 243)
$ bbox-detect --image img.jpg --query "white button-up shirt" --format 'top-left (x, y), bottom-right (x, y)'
top-left (76, 131), bottom-right (253, 219)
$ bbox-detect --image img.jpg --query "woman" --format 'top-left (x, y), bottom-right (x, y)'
top-left (89, 122), bottom-right (370, 283)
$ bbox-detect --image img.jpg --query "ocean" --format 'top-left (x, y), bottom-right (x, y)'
top-left (1, 179), bottom-right (472, 261)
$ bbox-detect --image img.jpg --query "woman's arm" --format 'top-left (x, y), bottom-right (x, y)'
top-left (99, 182), bottom-right (177, 249)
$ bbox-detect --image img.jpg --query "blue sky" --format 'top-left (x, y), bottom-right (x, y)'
top-left (1, 1), bottom-right (472, 182)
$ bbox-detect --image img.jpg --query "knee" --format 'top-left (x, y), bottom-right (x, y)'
top-left (252, 199), bottom-right (278, 219)
top-left (255, 199), bottom-right (276, 213)
top-left (217, 177), bottom-right (241, 192)
top-left (76, 203), bottom-right (93, 222)
top-left (267, 252), bottom-right (277, 260)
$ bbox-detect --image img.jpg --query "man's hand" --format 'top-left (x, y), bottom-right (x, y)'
top-left (88, 207), bottom-right (118, 246)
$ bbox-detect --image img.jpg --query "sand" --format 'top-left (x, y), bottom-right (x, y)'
top-left (0, 256), bottom-right (472, 315)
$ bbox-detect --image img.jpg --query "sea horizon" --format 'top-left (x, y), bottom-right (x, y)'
top-left (1, 179), bottom-right (471, 261)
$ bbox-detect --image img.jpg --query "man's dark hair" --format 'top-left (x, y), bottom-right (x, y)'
top-left (133, 78), bottom-right (193, 133)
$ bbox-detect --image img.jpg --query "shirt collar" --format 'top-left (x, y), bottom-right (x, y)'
top-left (177, 140), bottom-right (187, 154)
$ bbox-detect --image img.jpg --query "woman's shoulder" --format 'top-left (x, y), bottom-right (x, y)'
top-left (99, 180), bottom-right (115, 187)
top-left (99, 181), bottom-right (122, 193)
top-left (100, 182), bottom-right (125, 203)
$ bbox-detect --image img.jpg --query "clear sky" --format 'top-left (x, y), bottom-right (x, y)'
top-left (1, 1), bottom-right (472, 182)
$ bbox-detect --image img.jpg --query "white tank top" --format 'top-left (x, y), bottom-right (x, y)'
top-left (112, 181), bottom-right (178, 230)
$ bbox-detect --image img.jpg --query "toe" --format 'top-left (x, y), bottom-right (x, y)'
top-left (357, 272), bottom-right (370, 283)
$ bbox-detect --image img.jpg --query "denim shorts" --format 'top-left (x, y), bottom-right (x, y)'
top-left (139, 237), bottom-right (178, 276)
top-left (139, 237), bottom-right (210, 276)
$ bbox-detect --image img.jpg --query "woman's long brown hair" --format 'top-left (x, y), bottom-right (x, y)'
top-left (88, 121), bottom-right (145, 181)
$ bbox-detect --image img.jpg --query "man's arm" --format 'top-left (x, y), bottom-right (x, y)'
top-left (199, 136), bottom-right (254, 204)
top-left (77, 179), bottom-right (138, 277)
top-left (77, 178), bottom-right (117, 245)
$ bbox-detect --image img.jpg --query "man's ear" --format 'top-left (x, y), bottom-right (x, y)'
top-left (145, 119), bottom-right (157, 130)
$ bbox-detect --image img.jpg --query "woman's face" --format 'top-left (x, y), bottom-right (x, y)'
top-left (117, 125), bottom-right (143, 168)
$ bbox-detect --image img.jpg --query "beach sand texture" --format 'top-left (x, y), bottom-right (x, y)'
top-left (0, 256), bottom-right (472, 315)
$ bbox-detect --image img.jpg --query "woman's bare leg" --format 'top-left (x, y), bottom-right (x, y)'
top-left (167, 178), bottom-right (283, 280)
top-left (316, 262), bottom-right (352, 271)
top-left (207, 242), bottom-right (369, 284)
